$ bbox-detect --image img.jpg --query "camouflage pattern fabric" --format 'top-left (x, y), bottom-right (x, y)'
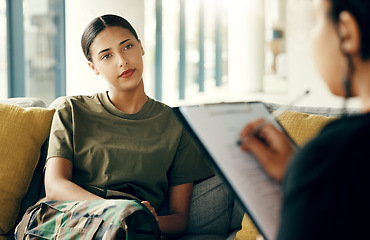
top-left (15, 199), bottom-right (162, 240)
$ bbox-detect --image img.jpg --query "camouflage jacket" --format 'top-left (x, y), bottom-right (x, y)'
top-left (15, 199), bottom-right (162, 240)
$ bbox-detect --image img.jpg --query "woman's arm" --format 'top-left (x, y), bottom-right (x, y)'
top-left (141, 182), bottom-right (193, 237)
top-left (44, 157), bottom-right (103, 201)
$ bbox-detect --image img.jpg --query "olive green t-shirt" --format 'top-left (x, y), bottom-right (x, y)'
top-left (47, 92), bottom-right (214, 209)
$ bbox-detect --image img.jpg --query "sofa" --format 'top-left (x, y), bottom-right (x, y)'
top-left (0, 97), bottom-right (244, 240)
top-left (0, 97), bottom-right (361, 240)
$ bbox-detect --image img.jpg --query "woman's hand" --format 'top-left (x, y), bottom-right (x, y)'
top-left (148, 183), bottom-right (193, 237)
top-left (141, 201), bottom-right (159, 222)
top-left (240, 118), bottom-right (295, 182)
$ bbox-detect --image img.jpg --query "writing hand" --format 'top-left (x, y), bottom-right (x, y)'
top-left (239, 118), bottom-right (294, 182)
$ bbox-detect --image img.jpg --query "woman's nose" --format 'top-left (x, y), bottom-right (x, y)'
top-left (118, 54), bottom-right (128, 67)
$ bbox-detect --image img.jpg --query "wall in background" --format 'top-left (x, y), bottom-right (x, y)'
top-left (23, 0), bottom-right (64, 106)
top-left (0, 0), bottom-right (7, 99)
top-left (65, 0), bottom-right (362, 109)
top-left (285, 0), bottom-right (361, 108)
top-left (65, 0), bottom-right (288, 107)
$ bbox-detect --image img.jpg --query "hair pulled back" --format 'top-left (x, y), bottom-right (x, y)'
top-left (329, 0), bottom-right (370, 60)
top-left (81, 14), bottom-right (139, 62)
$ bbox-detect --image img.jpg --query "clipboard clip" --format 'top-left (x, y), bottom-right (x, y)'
top-left (202, 102), bottom-right (253, 115)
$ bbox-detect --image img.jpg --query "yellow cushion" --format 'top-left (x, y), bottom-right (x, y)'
top-left (278, 111), bottom-right (336, 147)
top-left (0, 103), bottom-right (55, 235)
top-left (235, 111), bottom-right (335, 239)
top-left (235, 214), bottom-right (260, 240)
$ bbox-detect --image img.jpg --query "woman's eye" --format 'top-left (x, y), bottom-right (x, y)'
top-left (124, 44), bottom-right (133, 50)
top-left (102, 54), bottom-right (111, 60)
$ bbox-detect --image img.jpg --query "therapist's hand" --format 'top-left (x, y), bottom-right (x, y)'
top-left (240, 118), bottom-right (295, 182)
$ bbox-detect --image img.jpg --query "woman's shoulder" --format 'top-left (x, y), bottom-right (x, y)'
top-left (149, 97), bottom-right (171, 110)
top-left (63, 93), bottom-right (101, 104)
top-left (147, 98), bottom-right (185, 127)
top-left (318, 113), bottom-right (370, 144)
top-left (146, 97), bottom-right (176, 117)
top-left (53, 93), bottom-right (102, 110)
top-left (288, 113), bottom-right (370, 180)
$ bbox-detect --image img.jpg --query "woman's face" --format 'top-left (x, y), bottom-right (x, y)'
top-left (310, 0), bottom-right (346, 96)
top-left (88, 26), bottom-right (144, 93)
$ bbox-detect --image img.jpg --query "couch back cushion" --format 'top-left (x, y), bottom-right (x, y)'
top-left (277, 111), bottom-right (336, 146)
top-left (0, 102), bottom-right (55, 236)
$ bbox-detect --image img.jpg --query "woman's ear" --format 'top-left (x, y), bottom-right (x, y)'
top-left (338, 11), bottom-right (360, 55)
top-left (139, 40), bottom-right (145, 56)
top-left (88, 61), bottom-right (100, 75)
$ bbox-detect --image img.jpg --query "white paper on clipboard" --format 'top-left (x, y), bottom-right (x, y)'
top-left (178, 102), bottom-right (283, 240)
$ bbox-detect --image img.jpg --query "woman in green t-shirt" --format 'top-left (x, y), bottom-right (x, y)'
top-left (44, 14), bottom-right (213, 238)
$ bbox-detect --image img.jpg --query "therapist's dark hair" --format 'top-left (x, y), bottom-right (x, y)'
top-left (81, 14), bottom-right (139, 62)
top-left (329, 0), bottom-right (370, 60)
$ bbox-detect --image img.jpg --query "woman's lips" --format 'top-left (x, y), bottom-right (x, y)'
top-left (120, 69), bottom-right (135, 78)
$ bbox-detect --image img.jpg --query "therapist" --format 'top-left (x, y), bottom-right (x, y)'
top-left (240, 0), bottom-right (370, 239)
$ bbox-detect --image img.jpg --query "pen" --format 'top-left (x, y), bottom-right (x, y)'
top-left (237, 90), bottom-right (310, 146)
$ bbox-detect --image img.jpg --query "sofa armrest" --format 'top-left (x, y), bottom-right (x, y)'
top-left (0, 97), bottom-right (46, 108)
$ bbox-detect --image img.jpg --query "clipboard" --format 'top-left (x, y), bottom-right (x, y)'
top-left (173, 101), bottom-right (292, 240)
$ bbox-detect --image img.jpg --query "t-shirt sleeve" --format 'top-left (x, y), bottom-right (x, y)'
top-left (167, 128), bottom-right (214, 186)
top-left (47, 99), bottom-right (74, 162)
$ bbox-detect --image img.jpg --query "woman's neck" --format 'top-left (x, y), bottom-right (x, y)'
top-left (107, 82), bottom-right (148, 114)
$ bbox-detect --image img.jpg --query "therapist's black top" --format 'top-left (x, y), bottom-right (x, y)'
top-left (277, 112), bottom-right (370, 240)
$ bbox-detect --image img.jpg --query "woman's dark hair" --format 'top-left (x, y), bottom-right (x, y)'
top-left (81, 14), bottom-right (139, 62)
top-left (329, 0), bottom-right (370, 60)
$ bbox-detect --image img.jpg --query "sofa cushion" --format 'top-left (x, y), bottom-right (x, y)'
top-left (235, 110), bottom-right (336, 239)
top-left (277, 110), bottom-right (336, 147)
top-left (179, 234), bottom-right (227, 240)
top-left (0, 103), bottom-right (55, 236)
top-left (0, 98), bottom-right (50, 228)
top-left (185, 175), bottom-right (234, 236)
top-left (235, 214), bottom-right (260, 240)
top-left (229, 199), bottom-right (245, 231)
